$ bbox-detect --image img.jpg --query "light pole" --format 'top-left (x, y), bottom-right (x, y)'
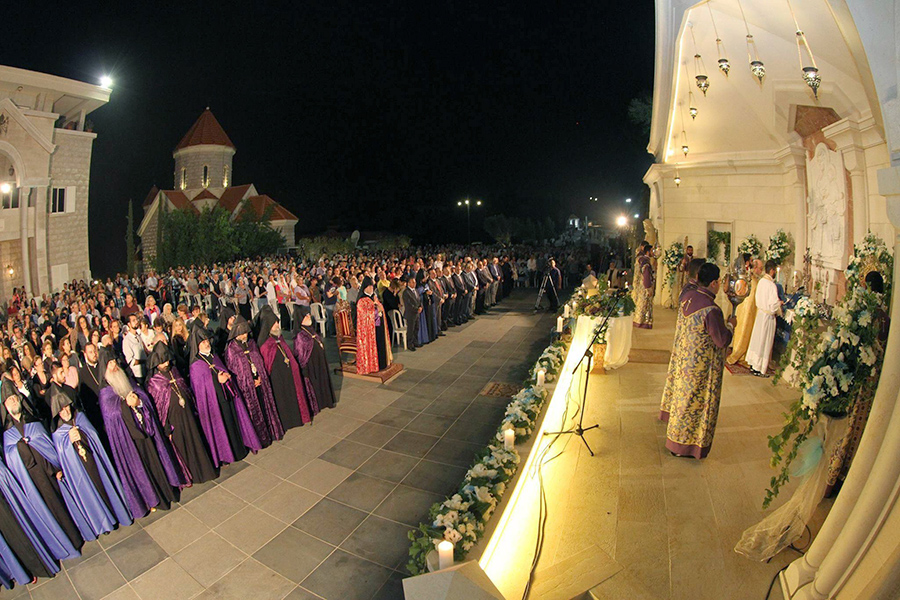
top-left (457, 198), bottom-right (482, 244)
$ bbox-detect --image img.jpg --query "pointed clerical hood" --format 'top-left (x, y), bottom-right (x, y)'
top-left (0, 379), bottom-right (21, 429)
top-left (228, 316), bottom-right (252, 342)
top-left (50, 383), bottom-right (77, 419)
top-left (257, 308), bottom-right (280, 346)
top-left (188, 326), bottom-right (214, 364)
top-left (291, 304), bottom-right (311, 333)
top-left (147, 341), bottom-right (174, 378)
top-left (218, 306), bottom-right (236, 336)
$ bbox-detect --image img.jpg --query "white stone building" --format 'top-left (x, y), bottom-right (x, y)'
top-left (647, 2), bottom-right (900, 598)
top-left (0, 65), bottom-right (110, 299)
top-left (137, 109), bottom-right (297, 260)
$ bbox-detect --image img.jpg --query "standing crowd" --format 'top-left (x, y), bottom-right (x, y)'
top-left (0, 241), bottom-right (586, 589)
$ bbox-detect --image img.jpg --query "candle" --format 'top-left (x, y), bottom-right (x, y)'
top-left (536, 368), bottom-right (546, 387)
top-left (563, 304), bottom-right (570, 318)
top-left (504, 428), bottom-right (515, 450)
top-left (776, 266), bottom-right (781, 284)
top-left (556, 316), bottom-right (563, 333)
top-left (438, 540), bottom-right (454, 570)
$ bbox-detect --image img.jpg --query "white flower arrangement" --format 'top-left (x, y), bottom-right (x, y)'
top-left (766, 229), bottom-right (792, 265)
top-left (738, 234), bottom-right (763, 257)
top-left (662, 242), bottom-right (684, 291)
top-left (406, 333), bottom-right (571, 574)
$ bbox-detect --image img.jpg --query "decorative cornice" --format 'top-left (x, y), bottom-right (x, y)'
top-left (0, 98), bottom-right (56, 154)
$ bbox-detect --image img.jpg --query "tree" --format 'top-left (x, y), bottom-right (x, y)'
top-left (483, 214), bottom-right (514, 245)
top-left (125, 200), bottom-right (136, 276)
top-left (627, 93), bottom-right (653, 138)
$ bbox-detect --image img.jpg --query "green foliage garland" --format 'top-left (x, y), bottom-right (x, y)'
top-left (707, 231), bottom-right (731, 266)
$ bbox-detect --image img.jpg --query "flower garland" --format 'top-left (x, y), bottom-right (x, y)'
top-left (707, 231), bottom-right (731, 266)
top-left (737, 234), bottom-right (763, 257)
top-left (662, 241), bottom-right (684, 292)
top-left (845, 233), bottom-right (893, 299)
top-left (764, 285), bottom-right (886, 508)
top-left (766, 229), bottom-right (792, 265)
top-left (572, 288), bottom-right (635, 319)
top-left (406, 334), bottom-right (571, 574)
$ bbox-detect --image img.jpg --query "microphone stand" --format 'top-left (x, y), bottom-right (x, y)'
top-left (543, 290), bottom-right (627, 456)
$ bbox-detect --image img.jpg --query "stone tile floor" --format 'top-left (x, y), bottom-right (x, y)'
top-left (13, 292), bottom-right (553, 600)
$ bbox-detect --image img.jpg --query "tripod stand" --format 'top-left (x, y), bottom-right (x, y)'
top-left (544, 290), bottom-right (625, 456)
top-left (533, 272), bottom-right (559, 312)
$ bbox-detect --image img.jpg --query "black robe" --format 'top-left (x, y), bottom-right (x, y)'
top-left (268, 352), bottom-right (303, 430)
top-left (298, 326), bottom-right (336, 410)
top-left (163, 378), bottom-right (217, 485)
top-left (202, 358), bottom-right (248, 462)
top-left (77, 362), bottom-right (109, 448)
top-left (0, 491), bottom-right (52, 579)
top-left (120, 402), bottom-right (176, 510)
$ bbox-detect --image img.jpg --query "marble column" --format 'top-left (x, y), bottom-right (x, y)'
top-left (18, 185), bottom-right (31, 297)
top-left (783, 165), bottom-right (900, 599)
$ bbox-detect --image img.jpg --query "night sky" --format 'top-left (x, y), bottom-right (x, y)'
top-left (6, 1), bottom-right (654, 277)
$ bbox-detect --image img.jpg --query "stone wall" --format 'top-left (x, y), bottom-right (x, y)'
top-left (142, 207), bottom-right (159, 262)
top-left (47, 130), bottom-right (94, 282)
top-left (174, 148), bottom-right (233, 189)
top-left (0, 240), bottom-right (24, 302)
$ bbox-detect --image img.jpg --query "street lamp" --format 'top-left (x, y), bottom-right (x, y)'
top-left (616, 215), bottom-right (628, 228)
top-left (625, 197), bottom-right (632, 203)
top-left (457, 198), bottom-right (482, 244)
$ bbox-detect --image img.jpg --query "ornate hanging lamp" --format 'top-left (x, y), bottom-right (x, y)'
top-left (680, 105), bottom-right (690, 156)
top-left (689, 23), bottom-right (710, 96)
top-left (674, 165), bottom-right (682, 187)
top-left (787, 0), bottom-right (821, 98)
top-left (736, 0), bottom-right (765, 84)
top-left (684, 63), bottom-right (698, 120)
top-left (707, 1), bottom-right (730, 77)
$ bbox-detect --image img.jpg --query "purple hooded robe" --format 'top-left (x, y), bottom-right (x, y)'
top-left (260, 336), bottom-right (316, 423)
top-left (189, 354), bottom-right (262, 466)
top-left (0, 461), bottom-right (69, 577)
top-left (99, 387), bottom-right (184, 518)
top-left (224, 339), bottom-right (283, 445)
top-left (52, 412), bottom-right (133, 539)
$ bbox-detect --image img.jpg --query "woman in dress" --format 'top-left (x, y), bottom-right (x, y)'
top-left (415, 271), bottom-right (432, 346)
top-left (355, 278), bottom-right (391, 375)
top-left (633, 242), bottom-right (655, 329)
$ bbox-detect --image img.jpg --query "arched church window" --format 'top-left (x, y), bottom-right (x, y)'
top-left (223, 165), bottom-right (229, 188)
top-left (202, 165), bottom-right (209, 188)
top-left (180, 168), bottom-right (187, 190)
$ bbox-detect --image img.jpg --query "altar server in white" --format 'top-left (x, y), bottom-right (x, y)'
top-left (745, 260), bottom-right (782, 377)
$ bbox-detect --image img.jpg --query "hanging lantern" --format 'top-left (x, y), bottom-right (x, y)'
top-left (682, 144), bottom-right (690, 157)
top-left (802, 66), bottom-right (821, 98)
top-left (717, 57), bottom-right (730, 76)
top-left (689, 90), bottom-right (698, 120)
top-left (689, 25), bottom-right (710, 96)
top-left (689, 106), bottom-right (698, 120)
top-left (674, 171), bottom-right (682, 187)
top-left (737, 1), bottom-right (765, 86)
top-left (695, 74), bottom-right (710, 96)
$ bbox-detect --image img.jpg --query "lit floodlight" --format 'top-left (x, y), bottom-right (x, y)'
top-left (634, 213), bottom-right (640, 219)
top-left (616, 215), bottom-right (628, 227)
top-left (100, 75), bottom-right (113, 88)
top-left (476, 200), bottom-right (482, 206)
top-left (625, 197), bottom-right (632, 203)
top-left (457, 201), bottom-right (462, 206)
top-left (0, 183), bottom-right (10, 194)
top-left (465, 199), bottom-right (470, 205)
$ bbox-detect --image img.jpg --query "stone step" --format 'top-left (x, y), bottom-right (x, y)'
top-left (528, 544), bottom-right (621, 600)
top-left (585, 567), bottom-right (661, 600)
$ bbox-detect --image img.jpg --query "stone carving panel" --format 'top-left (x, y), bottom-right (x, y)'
top-left (806, 143), bottom-right (849, 270)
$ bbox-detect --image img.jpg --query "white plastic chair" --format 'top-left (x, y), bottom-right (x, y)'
top-left (310, 302), bottom-right (327, 337)
top-left (389, 309), bottom-right (407, 348)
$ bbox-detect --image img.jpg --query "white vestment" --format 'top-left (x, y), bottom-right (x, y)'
top-left (746, 275), bottom-right (781, 373)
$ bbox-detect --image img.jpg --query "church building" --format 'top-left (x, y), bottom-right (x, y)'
top-left (138, 108), bottom-right (297, 260)
top-left (0, 64), bottom-right (110, 298)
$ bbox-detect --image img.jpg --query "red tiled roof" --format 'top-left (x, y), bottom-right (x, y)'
top-left (243, 194), bottom-right (298, 221)
top-left (217, 184), bottom-right (253, 213)
top-left (142, 185), bottom-right (160, 208)
top-left (192, 189), bottom-right (219, 201)
top-left (161, 190), bottom-right (200, 214)
top-left (174, 109), bottom-right (235, 151)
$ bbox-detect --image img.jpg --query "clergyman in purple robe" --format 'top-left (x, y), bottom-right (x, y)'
top-left (99, 360), bottom-right (183, 518)
top-left (256, 312), bottom-right (315, 430)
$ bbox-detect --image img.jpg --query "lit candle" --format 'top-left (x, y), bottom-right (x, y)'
top-left (536, 368), bottom-right (546, 387)
top-left (504, 428), bottom-right (515, 450)
top-left (557, 316), bottom-right (563, 333)
top-left (563, 304), bottom-right (570, 318)
top-left (438, 540), bottom-right (454, 570)
top-left (776, 266), bottom-right (781, 283)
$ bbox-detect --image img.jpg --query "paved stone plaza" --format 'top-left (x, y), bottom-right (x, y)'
top-left (11, 293), bottom-right (554, 600)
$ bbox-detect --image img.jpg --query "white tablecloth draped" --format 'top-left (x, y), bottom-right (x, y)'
top-left (604, 315), bottom-right (633, 370)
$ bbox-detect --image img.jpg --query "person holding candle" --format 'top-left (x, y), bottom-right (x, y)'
top-left (727, 259), bottom-right (764, 366)
top-left (745, 260), bottom-right (783, 377)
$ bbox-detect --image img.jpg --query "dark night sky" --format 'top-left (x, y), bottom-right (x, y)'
top-left (5, 1), bottom-right (654, 277)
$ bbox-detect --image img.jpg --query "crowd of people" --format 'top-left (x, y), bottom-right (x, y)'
top-left (0, 241), bottom-right (587, 589)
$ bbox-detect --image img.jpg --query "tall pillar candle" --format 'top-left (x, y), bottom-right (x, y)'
top-left (563, 304), bottom-right (570, 318)
top-left (504, 428), bottom-right (515, 450)
top-left (438, 540), bottom-right (454, 570)
top-left (556, 316), bottom-right (563, 333)
top-left (536, 368), bottom-right (546, 387)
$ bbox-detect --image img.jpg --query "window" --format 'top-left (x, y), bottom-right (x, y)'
top-left (223, 165), bottom-right (229, 188)
top-left (202, 165), bottom-right (209, 188)
top-left (51, 188), bottom-right (66, 213)
top-left (1, 187), bottom-right (19, 210)
top-left (180, 168), bottom-right (187, 190)
top-left (51, 187), bottom-right (76, 214)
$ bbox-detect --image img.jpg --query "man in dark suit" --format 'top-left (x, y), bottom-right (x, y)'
top-left (451, 265), bottom-right (469, 324)
top-left (501, 257), bottom-right (514, 299)
top-left (476, 260), bottom-right (493, 314)
top-left (464, 263), bottom-right (479, 319)
top-left (402, 274), bottom-right (422, 351)
top-left (547, 258), bottom-right (562, 311)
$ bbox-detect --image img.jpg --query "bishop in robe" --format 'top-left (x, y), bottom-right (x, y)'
top-left (48, 383), bottom-right (133, 540)
top-left (257, 313), bottom-right (315, 430)
top-left (633, 243), bottom-right (655, 329)
top-left (99, 361), bottom-right (183, 517)
top-left (727, 259), bottom-right (764, 365)
top-left (188, 327), bottom-right (261, 467)
top-left (745, 260), bottom-right (783, 377)
top-left (357, 277), bottom-right (392, 373)
top-left (293, 305), bottom-right (337, 411)
top-left (76, 343), bottom-right (109, 449)
top-left (661, 264), bottom-right (734, 458)
top-left (224, 314), bottom-right (283, 446)
top-left (146, 342), bottom-right (216, 486)
top-left (1, 381), bottom-right (83, 551)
